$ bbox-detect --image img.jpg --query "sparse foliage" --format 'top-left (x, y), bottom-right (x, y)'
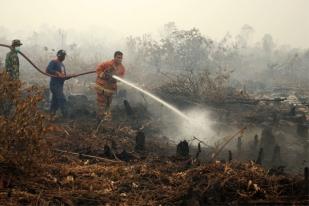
top-left (0, 73), bottom-right (51, 173)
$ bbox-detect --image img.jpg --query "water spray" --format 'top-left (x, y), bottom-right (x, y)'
top-left (113, 75), bottom-right (191, 122)
top-left (113, 75), bottom-right (219, 145)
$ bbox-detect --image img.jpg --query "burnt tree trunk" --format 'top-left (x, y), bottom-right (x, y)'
top-left (228, 150), bottom-right (232, 162)
top-left (123, 100), bottom-right (134, 116)
top-left (256, 148), bottom-right (264, 165)
top-left (237, 136), bottom-right (242, 158)
top-left (135, 131), bottom-right (146, 152)
top-left (271, 145), bottom-right (283, 166)
top-left (176, 140), bottom-right (189, 158)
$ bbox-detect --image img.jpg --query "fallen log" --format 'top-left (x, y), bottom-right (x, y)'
top-left (53, 149), bottom-right (123, 164)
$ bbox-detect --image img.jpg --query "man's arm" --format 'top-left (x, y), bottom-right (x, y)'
top-left (96, 62), bottom-right (108, 78)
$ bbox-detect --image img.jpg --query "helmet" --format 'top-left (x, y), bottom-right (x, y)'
top-left (12, 39), bottom-right (23, 46)
top-left (56, 50), bottom-right (66, 57)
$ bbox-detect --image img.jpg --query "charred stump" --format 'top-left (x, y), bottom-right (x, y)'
top-left (297, 123), bottom-right (308, 139)
top-left (117, 89), bottom-right (127, 99)
top-left (289, 105), bottom-right (296, 116)
top-left (271, 145), bottom-right (283, 167)
top-left (256, 148), bottom-right (264, 165)
top-left (176, 140), bottom-right (190, 158)
top-left (304, 141), bottom-right (309, 161)
top-left (103, 145), bottom-right (113, 158)
top-left (250, 134), bottom-right (259, 159)
top-left (237, 136), bottom-right (242, 158)
top-left (228, 150), bottom-right (232, 162)
top-left (135, 131), bottom-right (146, 152)
top-left (260, 127), bottom-right (276, 158)
top-left (123, 100), bottom-right (134, 116)
top-left (272, 112), bottom-right (279, 125)
top-left (305, 167), bottom-right (309, 195)
top-left (195, 142), bottom-right (201, 161)
top-left (253, 134), bottom-right (259, 148)
top-left (117, 150), bottom-right (134, 162)
top-left (268, 166), bottom-right (285, 176)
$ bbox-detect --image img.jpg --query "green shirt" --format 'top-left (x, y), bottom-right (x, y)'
top-left (5, 50), bottom-right (19, 80)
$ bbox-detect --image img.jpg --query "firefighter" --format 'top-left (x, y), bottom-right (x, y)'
top-left (95, 51), bottom-right (125, 122)
top-left (46, 50), bottom-right (70, 118)
top-left (5, 39), bottom-right (22, 80)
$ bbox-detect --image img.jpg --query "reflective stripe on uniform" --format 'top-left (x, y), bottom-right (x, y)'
top-left (95, 84), bottom-right (115, 94)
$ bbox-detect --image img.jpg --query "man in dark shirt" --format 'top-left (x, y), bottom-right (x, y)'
top-left (46, 50), bottom-right (70, 118)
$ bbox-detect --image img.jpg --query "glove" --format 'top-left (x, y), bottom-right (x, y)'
top-left (104, 69), bottom-right (115, 83)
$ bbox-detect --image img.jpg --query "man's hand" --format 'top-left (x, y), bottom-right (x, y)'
top-left (104, 69), bottom-right (114, 80)
top-left (99, 72), bottom-right (105, 79)
top-left (56, 72), bottom-right (65, 78)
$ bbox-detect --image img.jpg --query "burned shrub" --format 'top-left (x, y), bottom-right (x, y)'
top-left (160, 69), bottom-right (232, 103)
top-left (0, 73), bottom-right (51, 173)
top-left (176, 140), bottom-right (190, 158)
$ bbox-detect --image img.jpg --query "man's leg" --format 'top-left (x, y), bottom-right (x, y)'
top-left (96, 90), bottom-right (106, 121)
top-left (104, 94), bottom-right (113, 120)
top-left (57, 85), bottom-right (68, 118)
top-left (105, 95), bottom-right (113, 111)
top-left (59, 97), bottom-right (68, 118)
top-left (50, 87), bottom-right (58, 115)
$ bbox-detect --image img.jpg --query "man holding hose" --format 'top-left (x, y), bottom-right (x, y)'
top-left (46, 50), bottom-right (70, 118)
top-left (95, 51), bottom-right (125, 122)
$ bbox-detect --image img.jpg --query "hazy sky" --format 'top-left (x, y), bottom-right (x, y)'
top-left (1, 0), bottom-right (309, 48)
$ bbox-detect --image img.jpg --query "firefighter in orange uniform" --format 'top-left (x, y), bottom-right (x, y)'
top-left (95, 51), bottom-right (125, 122)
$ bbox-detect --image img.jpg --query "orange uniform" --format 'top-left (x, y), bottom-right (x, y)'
top-left (95, 60), bottom-right (125, 119)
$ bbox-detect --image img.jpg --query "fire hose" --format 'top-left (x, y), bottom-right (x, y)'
top-left (0, 44), bottom-right (96, 78)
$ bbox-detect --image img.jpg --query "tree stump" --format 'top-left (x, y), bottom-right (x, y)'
top-left (289, 105), bottom-right (296, 116)
top-left (305, 167), bottom-right (309, 195)
top-left (117, 89), bottom-right (127, 99)
top-left (253, 134), bottom-right (259, 148)
top-left (228, 150), bottom-right (232, 162)
top-left (271, 145), bottom-right (282, 166)
top-left (135, 131), bottom-right (146, 152)
top-left (117, 150), bottom-right (134, 162)
top-left (123, 100), bottom-right (134, 116)
top-left (237, 136), bottom-right (242, 158)
top-left (176, 140), bottom-right (189, 158)
top-left (304, 141), bottom-right (309, 161)
top-left (103, 144), bottom-right (113, 158)
top-left (297, 123), bottom-right (308, 139)
top-left (260, 127), bottom-right (276, 157)
top-left (256, 148), bottom-right (264, 165)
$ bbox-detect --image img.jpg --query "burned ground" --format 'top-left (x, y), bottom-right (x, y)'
top-left (1, 117), bottom-right (308, 205)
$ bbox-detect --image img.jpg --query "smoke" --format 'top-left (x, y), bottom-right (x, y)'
top-left (172, 108), bottom-right (217, 145)
top-left (140, 98), bottom-right (217, 145)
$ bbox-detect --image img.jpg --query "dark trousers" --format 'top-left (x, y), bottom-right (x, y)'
top-left (50, 82), bottom-right (67, 117)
